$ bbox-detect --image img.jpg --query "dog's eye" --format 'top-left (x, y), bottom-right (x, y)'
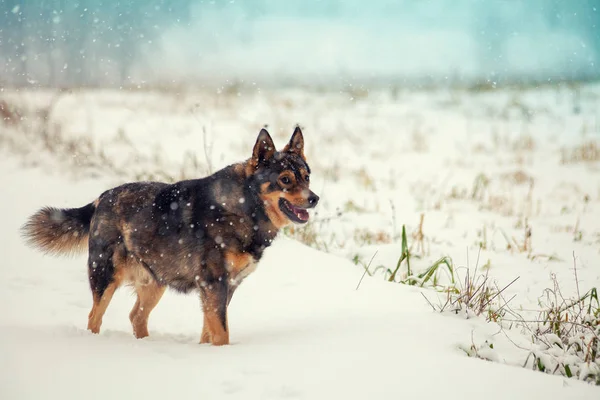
top-left (280, 176), bottom-right (291, 185)
top-left (305, 175), bottom-right (310, 182)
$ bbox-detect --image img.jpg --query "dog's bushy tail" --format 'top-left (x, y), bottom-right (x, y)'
top-left (22, 202), bottom-right (96, 256)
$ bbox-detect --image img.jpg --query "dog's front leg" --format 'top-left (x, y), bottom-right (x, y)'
top-left (200, 313), bottom-right (211, 344)
top-left (199, 279), bottom-right (229, 346)
top-left (200, 284), bottom-right (236, 343)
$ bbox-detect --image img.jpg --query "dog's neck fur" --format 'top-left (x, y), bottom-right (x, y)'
top-left (215, 162), bottom-right (281, 260)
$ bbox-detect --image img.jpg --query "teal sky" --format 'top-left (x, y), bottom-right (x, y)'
top-left (1, 0), bottom-right (599, 87)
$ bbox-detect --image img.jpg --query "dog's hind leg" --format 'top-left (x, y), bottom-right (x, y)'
top-left (87, 273), bottom-right (122, 334)
top-left (87, 243), bottom-right (122, 334)
top-left (129, 280), bottom-right (166, 339)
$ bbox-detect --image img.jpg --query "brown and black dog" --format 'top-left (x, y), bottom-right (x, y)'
top-left (22, 127), bottom-right (318, 345)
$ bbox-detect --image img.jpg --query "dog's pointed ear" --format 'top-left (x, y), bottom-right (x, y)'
top-left (283, 126), bottom-right (305, 159)
top-left (251, 128), bottom-right (276, 168)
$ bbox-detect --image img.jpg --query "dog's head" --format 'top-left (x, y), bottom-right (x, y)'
top-left (248, 126), bottom-right (319, 228)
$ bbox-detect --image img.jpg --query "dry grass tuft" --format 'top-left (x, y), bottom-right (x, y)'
top-left (502, 255), bottom-right (600, 384)
top-left (561, 141), bottom-right (600, 164)
top-left (0, 100), bottom-right (22, 125)
top-left (0, 93), bottom-right (211, 182)
top-left (422, 248), bottom-right (519, 323)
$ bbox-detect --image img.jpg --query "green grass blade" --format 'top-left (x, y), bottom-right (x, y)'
top-left (402, 225), bottom-right (411, 277)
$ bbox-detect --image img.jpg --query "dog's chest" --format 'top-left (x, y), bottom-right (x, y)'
top-left (225, 252), bottom-right (257, 286)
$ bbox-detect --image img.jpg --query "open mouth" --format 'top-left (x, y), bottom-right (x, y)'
top-left (279, 198), bottom-right (309, 224)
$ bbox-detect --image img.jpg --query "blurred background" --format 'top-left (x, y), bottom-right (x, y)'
top-left (2, 1), bottom-right (600, 391)
top-left (1, 0), bottom-right (599, 88)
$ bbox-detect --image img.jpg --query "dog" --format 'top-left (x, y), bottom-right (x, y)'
top-left (22, 127), bottom-right (318, 345)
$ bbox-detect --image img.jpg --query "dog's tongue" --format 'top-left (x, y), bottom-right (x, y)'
top-left (289, 204), bottom-right (309, 221)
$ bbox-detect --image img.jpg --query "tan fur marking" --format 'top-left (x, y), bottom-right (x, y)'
top-left (225, 251), bottom-right (253, 275)
top-left (281, 189), bottom-right (310, 207)
top-left (204, 312), bottom-right (229, 346)
top-left (109, 247), bottom-right (165, 338)
top-left (259, 182), bottom-right (290, 229)
top-left (113, 244), bottom-right (154, 285)
top-left (233, 162), bottom-right (249, 178)
top-left (245, 162), bottom-right (254, 177)
top-left (278, 171), bottom-right (296, 188)
top-left (298, 168), bottom-right (309, 180)
top-left (87, 268), bottom-right (125, 334)
top-left (200, 314), bottom-right (211, 344)
top-left (88, 246), bottom-right (164, 337)
top-left (129, 281), bottom-right (166, 339)
top-left (201, 290), bottom-right (229, 346)
top-left (121, 223), bottom-right (135, 251)
top-left (225, 251), bottom-right (257, 286)
top-left (259, 183), bottom-right (313, 228)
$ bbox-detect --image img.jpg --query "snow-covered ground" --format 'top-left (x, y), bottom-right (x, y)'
top-left (0, 84), bottom-right (599, 398)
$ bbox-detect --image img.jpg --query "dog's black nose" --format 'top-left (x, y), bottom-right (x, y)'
top-left (308, 193), bottom-right (319, 207)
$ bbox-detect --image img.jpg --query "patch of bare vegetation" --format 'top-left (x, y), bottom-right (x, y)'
top-left (283, 211), bottom-right (343, 252)
top-left (354, 228), bottom-right (391, 246)
top-left (421, 248), bottom-right (518, 323)
top-left (448, 172), bottom-right (537, 218)
top-left (499, 256), bottom-right (600, 384)
top-left (425, 251), bottom-right (599, 385)
top-left (561, 141), bottom-right (600, 164)
top-left (0, 99), bottom-right (22, 125)
top-left (0, 93), bottom-right (210, 182)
